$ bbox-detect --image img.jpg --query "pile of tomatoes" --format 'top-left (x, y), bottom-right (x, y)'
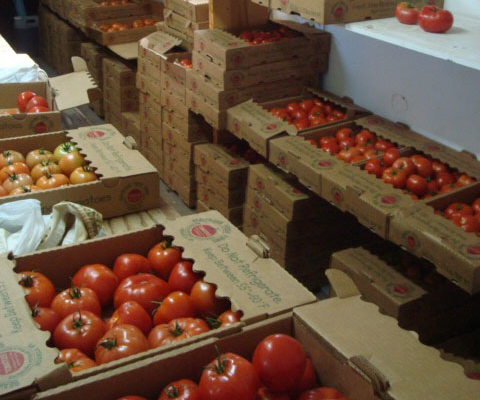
top-left (0, 143), bottom-right (98, 197)
top-left (18, 240), bottom-right (239, 373)
top-left (269, 98), bottom-right (347, 131)
top-left (438, 198), bottom-right (480, 234)
top-left (308, 126), bottom-right (398, 163)
top-left (239, 26), bottom-right (300, 45)
top-left (96, 18), bottom-right (156, 32)
top-left (111, 333), bottom-right (349, 400)
top-left (9, 91), bottom-right (52, 114)
top-left (100, 0), bottom-right (133, 6)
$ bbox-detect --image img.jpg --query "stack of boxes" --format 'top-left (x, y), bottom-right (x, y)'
top-left (194, 143), bottom-right (250, 227)
top-left (81, 42), bottom-right (108, 118)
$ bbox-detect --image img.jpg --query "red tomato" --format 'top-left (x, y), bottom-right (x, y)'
top-left (355, 143), bottom-right (374, 155)
top-left (199, 352), bottom-right (260, 400)
top-left (354, 129), bottom-right (376, 146)
top-left (440, 183), bottom-right (457, 194)
top-left (395, 2), bottom-right (419, 25)
top-left (32, 306), bottom-right (61, 334)
top-left (335, 128), bottom-right (354, 142)
top-left (27, 106), bottom-right (51, 113)
top-left (351, 154), bottom-right (367, 163)
top-left (337, 147), bottom-right (361, 163)
top-left (180, 59), bottom-right (193, 69)
top-left (106, 301), bottom-right (153, 336)
top-left (168, 261), bottom-right (201, 293)
top-left (207, 310), bottom-right (242, 329)
top-left (293, 357), bottom-right (317, 395)
top-left (365, 158), bottom-right (385, 178)
top-left (113, 254), bottom-right (153, 282)
top-left (456, 174), bottom-right (476, 187)
top-left (25, 96), bottom-right (48, 112)
top-left (294, 118), bottom-right (309, 131)
top-left (54, 311), bottom-right (106, 357)
top-left (418, 6), bottom-right (453, 33)
top-left (299, 100), bottom-right (314, 113)
top-left (435, 172), bottom-right (455, 188)
top-left (148, 240), bottom-right (183, 280)
top-left (153, 291), bottom-right (196, 325)
top-left (319, 136), bottom-right (337, 147)
top-left (286, 103), bottom-right (300, 115)
top-left (114, 397), bottom-right (147, 400)
top-left (190, 280), bottom-right (228, 317)
top-left (432, 160), bottom-right (449, 175)
top-left (114, 273), bottom-right (171, 315)
top-left (157, 379), bottom-right (200, 400)
top-left (406, 174), bottom-right (428, 196)
top-left (95, 324), bottom-right (149, 365)
top-left (445, 203), bottom-right (474, 220)
top-left (338, 137), bottom-right (355, 148)
top-left (309, 116), bottom-right (327, 127)
top-left (72, 264), bottom-right (118, 306)
top-left (472, 199), bottom-right (480, 214)
top-left (411, 156), bottom-right (433, 178)
top-left (51, 287), bottom-right (101, 319)
top-left (17, 271), bottom-right (55, 308)
top-left (308, 106), bottom-right (325, 120)
top-left (364, 149), bottom-right (383, 160)
top-left (0, 150), bottom-right (25, 168)
top-left (321, 142), bottom-right (339, 155)
top-left (452, 215), bottom-right (480, 233)
top-left (257, 387), bottom-right (290, 400)
top-left (17, 91), bottom-right (37, 112)
top-left (374, 140), bottom-right (394, 152)
top-left (392, 157), bottom-right (416, 176)
top-left (298, 387), bottom-right (344, 400)
top-left (252, 334), bottom-right (306, 393)
top-left (55, 348), bottom-right (97, 373)
top-left (426, 177), bottom-right (439, 194)
top-left (148, 318), bottom-right (209, 348)
top-left (383, 148), bottom-right (400, 167)
top-left (382, 168), bottom-right (407, 189)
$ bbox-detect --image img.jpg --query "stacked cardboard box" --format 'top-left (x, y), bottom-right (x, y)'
top-left (194, 143), bottom-right (250, 227)
top-left (186, 20), bottom-right (331, 130)
top-left (103, 57), bottom-right (139, 132)
top-left (81, 42), bottom-right (108, 117)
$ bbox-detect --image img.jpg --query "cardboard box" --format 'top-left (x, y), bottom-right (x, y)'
top-left (104, 76), bottom-right (139, 101)
top-left (187, 89), bottom-right (227, 129)
top-left (1, 211), bottom-right (316, 399)
top-left (161, 72), bottom-right (186, 100)
top-left (162, 108), bottom-right (212, 142)
top-left (255, 0), bottom-right (444, 25)
top-left (121, 111), bottom-right (142, 145)
top-left (81, 42), bottom-right (108, 70)
top-left (162, 121), bottom-right (210, 146)
top-left (197, 184), bottom-right (244, 226)
top-left (103, 57), bottom-right (136, 86)
top-left (164, 170), bottom-right (197, 207)
top-left (197, 178), bottom-right (245, 209)
top-left (192, 50), bottom-right (328, 90)
top-left (438, 329), bottom-right (480, 379)
top-left (136, 71), bottom-right (162, 97)
top-left (194, 19), bottom-right (331, 70)
top-left (71, 0), bottom-right (151, 25)
top-left (0, 124), bottom-right (160, 217)
top-left (160, 21), bottom-right (195, 50)
top-left (164, 0), bottom-right (209, 22)
top-left (137, 56), bottom-right (162, 80)
top-left (138, 30), bottom-right (182, 66)
top-left (195, 168), bottom-right (245, 204)
top-left (163, 91), bottom-right (188, 115)
top-left (164, 8), bottom-right (209, 39)
top-left (161, 52), bottom-right (191, 85)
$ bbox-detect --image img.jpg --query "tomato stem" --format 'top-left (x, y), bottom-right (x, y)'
top-left (69, 287), bottom-right (82, 299)
top-left (72, 312), bottom-right (85, 331)
top-left (169, 322), bottom-right (184, 337)
top-left (98, 337), bottom-right (117, 350)
top-left (20, 274), bottom-right (34, 287)
top-left (31, 302), bottom-right (40, 317)
top-left (206, 317), bottom-right (221, 330)
top-left (165, 385), bottom-right (179, 398)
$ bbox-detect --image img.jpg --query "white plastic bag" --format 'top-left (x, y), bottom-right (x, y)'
top-left (0, 54), bottom-right (48, 83)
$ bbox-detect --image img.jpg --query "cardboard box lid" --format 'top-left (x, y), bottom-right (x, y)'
top-left (138, 31), bottom-right (182, 60)
top-left (297, 269), bottom-right (480, 400)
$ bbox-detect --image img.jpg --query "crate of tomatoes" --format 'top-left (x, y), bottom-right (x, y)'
top-left (29, 277), bottom-right (480, 400)
top-left (0, 210), bottom-right (315, 398)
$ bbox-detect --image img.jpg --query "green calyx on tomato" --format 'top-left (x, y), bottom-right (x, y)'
top-left (169, 322), bottom-right (184, 337)
top-left (72, 312), bottom-right (86, 331)
top-left (54, 142), bottom-right (78, 162)
top-left (69, 287), bottom-right (84, 299)
top-left (165, 385), bottom-right (180, 398)
top-left (206, 317), bottom-right (222, 330)
top-left (97, 337), bottom-right (117, 350)
top-left (20, 274), bottom-right (35, 287)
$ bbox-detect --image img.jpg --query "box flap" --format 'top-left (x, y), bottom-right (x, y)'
top-left (294, 295), bottom-right (480, 400)
top-left (139, 31), bottom-right (182, 58)
top-left (108, 42), bottom-right (140, 60)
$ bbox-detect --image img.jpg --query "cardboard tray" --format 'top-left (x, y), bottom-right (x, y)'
top-left (70, 0), bottom-right (151, 25)
top-left (164, 8), bottom-right (209, 40)
top-left (163, 0), bottom-right (209, 22)
top-left (0, 210), bottom-right (316, 399)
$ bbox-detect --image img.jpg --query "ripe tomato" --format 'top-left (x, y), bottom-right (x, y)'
top-left (114, 397), bottom-right (147, 400)
top-left (53, 142), bottom-right (78, 163)
top-left (383, 148), bottom-right (400, 167)
top-left (286, 103), bottom-right (300, 115)
top-left (51, 287), bottom-right (102, 319)
top-left (309, 106), bottom-right (325, 120)
top-left (445, 203), bottom-right (473, 220)
top-left (3, 173), bottom-right (33, 192)
top-left (335, 127), bottom-right (354, 142)
top-left (355, 143), bottom-right (374, 155)
top-left (180, 59), bottom-right (193, 69)
top-left (25, 149), bottom-right (54, 169)
top-left (132, 19), bottom-right (145, 28)
top-left (364, 149), bottom-right (384, 160)
top-left (309, 116), bottom-right (326, 127)
top-left (354, 129), bottom-right (376, 146)
top-left (337, 147), bottom-right (361, 163)
top-left (319, 136), bottom-right (336, 147)
top-left (351, 154), bottom-right (366, 163)
top-left (435, 172), bottom-right (455, 188)
top-left (431, 160), bottom-right (449, 175)
top-left (106, 300), bottom-right (152, 336)
top-left (148, 240), bottom-right (183, 280)
top-left (54, 311), bottom-right (106, 357)
top-left (58, 151), bottom-right (84, 176)
top-left (72, 264), bottom-right (118, 306)
top-left (298, 387), bottom-right (344, 400)
top-left (395, 2), bottom-right (419, 25)
top-left (25, 96), bottom-right (48, 112)
top-left (0, 150), bottom-right (25, 168)
top-left (411, 156), bottom-right (433, 178)
top-left (27, 106), bottom-right (51, 113)
top-left (18, 271), bottom-right (55, 308)
top-left (392, 157), bottom-right (416, 176)
top-left (95, 324), bottom-right (149, 365)
top-left (418, 6), bottom-right (453, 33)
top-left (114, 273), bottom-right (171, 315)
top-left (0, 162), bottom-right (30, 182)
top-left (374, 140), bottom-right (394, 152)
top-left (32, 306), bottom-right (61, 334)
top-left (426, 177), bottom-right (438, 194)
top-left (293, 358), bottom-right (316, 395)
top-left (252, 334), bottom-right (306, 392)
top-left (452, 214), bottom-right (480, 233)
top-left (199, 352), bottom-right (260, 400)
top-left (113, 254), bottom-right (153, 282)
top-left (472, 198), bottom-right (480, 214)
top-left (153, 291), bottom-right (196, 325)
top-left (299, 100), bottom-right (314, 113)
top-left (456, 174), bottom-right (476, 187)
top-left (70, 166), bottom-right (97, 184)
top-left (36, 173), bottom-right (70, 189)
top-left (257, 388), bottom-right (290, 400)
top-left (406, 174), bottom-right (428, 196)
top-left (31, 161), bottom-right (62, 183)
top-left (55, 348), bottom-right (97, 373)
top-left (440, 183), bottom-right (457, 194)
top-left (190, 280), bottom-right (228, 317)
top-left (294, 118), bottom-right (309, 131)
top-left (337, 137), bottom-right (355, 148)
top-left (148, 318), bottom-right (209, 348)
top-left (382, 168), bottom-right (407, 189)
top-left (321, 142), bottom-right (339, 155)
top-left (9, 185), bottom-right (41, 195)
top-left (157, 379), bottom-right (200, 400)
top-left (168, 261), bottom-right (201, 293)
top-left (17, 91), bottom-right (37, 112)
top-left (365, 158), bottom-right (385, 178)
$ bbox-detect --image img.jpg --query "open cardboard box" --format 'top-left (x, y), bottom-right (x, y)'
top-left (0, 57), bottom-right (98, 137)
top-left (163, 8), bottom-right (209, 40)
top-left (29, 267), bottom-right (480, 400)
top-left (70, 0), bottom-right (151, 26)
top-left (0, 124), bottom-right (159, 217)
top-left (163, 0), bottom-right (209, 22)
top-left (0, 210), bottom-right (315, 399)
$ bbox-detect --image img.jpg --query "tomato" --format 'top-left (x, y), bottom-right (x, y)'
top-left (440, 183), bottom-right (457, 194)
top-left (338, 137), bottom-right (355, 148)
top-left (180, 59), bottom-right (193, 69)
top-left (32, 305), bottom-right (61, 334)
top-left (0, 150), bottom-right (25, 168)
top-left (392, 157), bottom-right (416, 176)
top-left (95, 324), bottom-right (149, 365)
top-left (395, 2), bottom-right (419, 25)
top-left (456, 174), bottom-right (476, 187)
top-left (418, 6), bottom-right (453, 33)
top-left (17, 91), bottom-right (37, 112)
top-left (31, 161), bottom-right (62, 183)
top-left (148, 240), bottom-right (183, 280)
top-left (168, 261), bottom-right (201, 293)
top-left (309, 106), bottom-right (325, 120)
top-left (432, 160), bottom-right (449, 175)
top-left (51, 287), bottom-right (102, 319)
top-left (36, 173), bottom-right (70, 189)
top-left (153, 291), bottom-right (196, 325)
top-left (337, 147), bottom-right (361, 163)
top-left (199, 352), bottom-right (260, 400)
top-left (354, 129), bottom-right (376, 146)
top-left (298, 387), bottom-right (344, 400)
top-left (332, 109), bottom-right (346, 120)
top-left (27, 106), bottom-right (51, 113)
top-left (406, 174), bottom-right (428, 196)
top-left (435, 172), bottom-right (455, 188)
top-left (351, 154), bottom-right (366, 163)
top-left (452, 215), bottom-right (480, 233)
top-left (25, 96), bottom-right (48, 112)
top-left (309, 116), bottom-right (327, 127)
top-left (335, 128), bottom-right (354, 142)
top-left (114, 273), bottom-right (171, 315)
top-left (0, 162), bottom-right (30, 182)
top-left (70, 165), bottom-right (98, 184)
top-left (58, 151), bottom-right (84, 176)
top-left (18, 271), bottom-right (55, 308)
top-left (363, 149), bottom-right (382, 160)
top-left (113, 254), bottom-right (152, 282)
top-left (72, 264), bottom-right (118, 306)
top-left (472, 199), bottom-right (480, 215)
top-left (355, 143), bottom-right (374, 155)
top-left (426, 177), bottom-right (438, 194)
top-left (298, 100), bottom-right (314, 113)
top-left (190, 280), bottom-right (228, 317)
top-left (55, 349), bottom-right (97, 373)
top-left (53, 311), bottom-right (106, 357)
top-left (3, 173), bottom-right (33, 193)
top-left (365, 158), bottom-right (385, 178)
top-left (25, 149), bottom-right (54, 169)
top-left (294, 358), bottom-right (316, 394)
top-left (257, 388), bottom-right (290, 400)
top-left (148, 318), bottom-right (209, 348)
top-left (217, 310), bottom-right (242, 327)
top-left (240, 31), bottom-right (254, 42)
top-left (10, 185), bottom-right (41, 195)
top-left (374, 140), bottom-right (394, 152)
top-left (252, 334), bottom-right (306, 392)
top-left (321, 142), bottom-right (339, 155)
top-left (286, 103), bottom-right (299, 115)
top-left (132, 19), bottom-right (145, 28)
top-left (106, 301), bottom-right (152, 336)
top-left (382, 167), bottom-right (407, 189)
top-left (53, 142), bottom-right (78, 163)
top-left (157, 379), bottom-right (200, 400)
top-left (383, 148), bottom-right (400, 167)
top-left (411, 156), bottom-right (433, 178)
top-left (445, 203), bottom-right (473, 220)
top-left (114, 397), bottom-right (147, 400)
top-left (294, 118), bottom-right (309, 131)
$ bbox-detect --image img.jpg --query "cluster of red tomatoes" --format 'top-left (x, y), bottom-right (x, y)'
top-left (239, 26), bottom-right (300, 45)
top-left (0, 143), bottom-right (98, 196)
top-left (97, 18), bottom-right (156, 32)
top-left (439, 199), bottom-right (480, 234)
top-left (11, 91), bottom-right (51, 114)
top-left (395, 3), bottom-right (453, 33)
top-left (179, 58), bottom-right (193, 69)
top-left (269, 98), bottom-right (347, 131)
top-left (111, 333), bottom-right (349, 400)
top-left (100, 0), bottom-right (133, 6)
top-left (18, 240), bottom-right (239, 372)
top-left (307, 127), bottom-right (398, 163)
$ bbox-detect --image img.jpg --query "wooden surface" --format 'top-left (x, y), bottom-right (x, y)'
top-left (209, 0), bottom-right (269, 31)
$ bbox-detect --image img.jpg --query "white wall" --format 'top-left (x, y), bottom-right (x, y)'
top-left (444, 0), bottom-right (480, 18)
